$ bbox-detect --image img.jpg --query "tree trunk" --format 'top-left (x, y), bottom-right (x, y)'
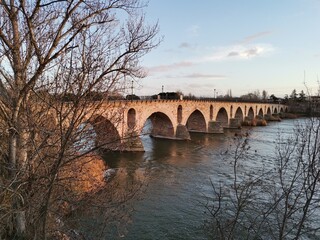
top-left (18, 129), bottom-right (28, 170)
top-left (9, 128), bottom-right (27, 238)
top-left (8, 129), bottom-right (17, 177)
top-left (14, 209), bottom-right (26, 239)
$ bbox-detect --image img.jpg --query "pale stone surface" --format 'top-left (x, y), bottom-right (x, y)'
top-left (83, 100), bottom-right (287, 150)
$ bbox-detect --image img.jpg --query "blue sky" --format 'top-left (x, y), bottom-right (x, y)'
top-left (136, 0), bottom-right (320, 98)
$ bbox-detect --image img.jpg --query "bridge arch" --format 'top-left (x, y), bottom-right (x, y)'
top-left (87, 115), bottom-right (121, 150)
top-left (186, 110), bottom-right (207, 132)
top-left (247, 107), bottom-right (254, 120)
top-left (216, 107), bottom-right (229, 128)
top-left (230, 106), bottom-right (233, 118)
top-left (144, 112), bottom-right (175, 138)
top-left (210, 105), bottom-right (213, 120)
top-left (274, 108), bottom-right (278, 114)
top-left (280, 107), bottom-right (284, 113)
top-left (267, 107), bottom-right (271, 115)
top-left (257, 108), bottom-right (263, 117)
top-left (234, 107), bottom-right (244, 121)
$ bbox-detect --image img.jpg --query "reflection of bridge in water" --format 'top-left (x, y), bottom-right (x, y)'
top-left (85, 99), bottom-right (288, 152)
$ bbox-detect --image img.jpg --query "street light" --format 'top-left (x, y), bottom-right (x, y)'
top-left (131, 80), bottom-right (134, 100)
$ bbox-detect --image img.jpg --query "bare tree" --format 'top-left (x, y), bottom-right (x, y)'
top-left (240, 91), bottom-right (260, 100)
top-left (0, 0), bottom-right (159, 239)
top-left (224, 89), bottom-right (232, 99)
top-left (205, 118), bottom-right (320, 239)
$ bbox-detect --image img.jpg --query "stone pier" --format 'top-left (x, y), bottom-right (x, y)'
top-left (208, 121), bottom-right (224, 134)
top-left (121, 130), bottom-right (144, 152)
top-left (176, 124), bottom-right (191, 140)
top-left (229, 118), bottom-right (241, 129)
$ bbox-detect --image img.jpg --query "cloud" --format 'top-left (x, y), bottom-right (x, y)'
top-left (163, 42), bottom-right (196, 53)
top-left (218, 31), bottom-right (274, 59)
top-left (206, 44), bottom-right (274, 61)
top-left (146, 34), bottom-right (275, 75)
top-left (179, 42), bottom-right (192, 48)
top-left (146, 44), bottom-right (274, 75)
top-left (188, 83), bottom-right (216, 88)
top-left (202, 31), bottom-right (274, 61)
top-left (187, 25), bottom-right (200, 37)
top-left (146, 61), bottom-right (194, 74)
top-left (150, 73), bottom-right (227, 81)
top-left (227, 52), bottom-right (239, 57)
top-left (228, 46), bottom-right (267, 58)
top-left (183, 73), bottom-right (226, 79)
top-left (240, 31), bottom-right (273, 44)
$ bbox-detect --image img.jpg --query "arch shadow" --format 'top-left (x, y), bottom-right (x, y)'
top-left (247, 107), bottom-right (254, 120)
top-left (234, 107), bottom-right (244, 121)
top-left (216, 107), bottom-right (229, 128)
top-left (143, 112), bottom-right (175, 138)
top-left (186, 110), bottom-right (207, 132)
top-left (76, 115), bottom-right (121, 151)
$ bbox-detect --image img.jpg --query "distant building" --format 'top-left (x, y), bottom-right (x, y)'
top-left (152, 92), bottom-right (182, 100)
top-left (126, 94), bottom-right (140, 100)
top-left (309, 96), bottom-right (320, 104)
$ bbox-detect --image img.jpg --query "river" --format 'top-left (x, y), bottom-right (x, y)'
top-left (92, 118), bottom-right (303, 240)
top-left (73, 118), bottom-right (313, 239)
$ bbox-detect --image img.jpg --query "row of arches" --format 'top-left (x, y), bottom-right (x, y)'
top-left (80, 103), bottom-right (287, 151)
top-left (128, 104), bottom-right (285, 131)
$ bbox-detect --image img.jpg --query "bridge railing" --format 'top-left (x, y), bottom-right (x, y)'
top-left (121, 95), bottom-right (287, 105)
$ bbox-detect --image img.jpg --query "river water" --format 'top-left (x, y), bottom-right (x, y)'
top-left (82, 118), bottom-right (303, 240)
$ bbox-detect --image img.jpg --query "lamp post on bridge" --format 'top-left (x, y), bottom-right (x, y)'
top-left (131, 80), bottom-right (134, 100)
top-left (161, 85), bottom-right (164, 99)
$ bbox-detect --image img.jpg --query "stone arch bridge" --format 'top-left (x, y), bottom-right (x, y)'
top-left (84, 99), bottom-right (288, 151)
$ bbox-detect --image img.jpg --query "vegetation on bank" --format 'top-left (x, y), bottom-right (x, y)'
top-left (0, 1), bottom-right (160, 239)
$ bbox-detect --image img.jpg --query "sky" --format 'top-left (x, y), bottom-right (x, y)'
top-left (135, 0), bottom-right (320, 98)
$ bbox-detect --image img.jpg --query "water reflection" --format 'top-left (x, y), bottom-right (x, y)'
top-left (70, 119), bottom-right (304, 239)
top-left (98, 130), bottom-right (245, 239)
